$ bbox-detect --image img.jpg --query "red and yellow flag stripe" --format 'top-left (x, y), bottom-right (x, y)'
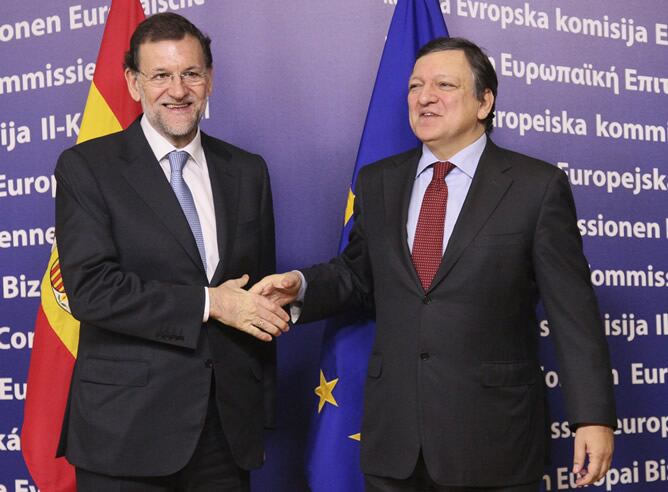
top-left (22, 2), bottom-right (145, 490)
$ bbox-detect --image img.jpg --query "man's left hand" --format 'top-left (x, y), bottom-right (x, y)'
top-left (572, 424), bottom-right (614, 487)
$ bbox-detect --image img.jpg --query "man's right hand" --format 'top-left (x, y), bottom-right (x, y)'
top-left (208, 274), bottom-right (290, 342)
top-left (249, 272), bottom-right (302, 307)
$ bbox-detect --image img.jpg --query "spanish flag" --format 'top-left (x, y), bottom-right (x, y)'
top-left (22, 1), bottom-right (144, 489)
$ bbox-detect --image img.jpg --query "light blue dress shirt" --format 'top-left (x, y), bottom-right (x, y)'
top-left (293, 134), bottom-right (488, 313)
top-left (406, 133), bottom-right (487, 254)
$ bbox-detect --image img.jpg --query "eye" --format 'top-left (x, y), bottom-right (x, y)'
top-left (408, 82), bottom-right (421, 91)
top-left (181, 71), bottom-right (206, 86)
top-left (152, 72), bottom-right (171, 81)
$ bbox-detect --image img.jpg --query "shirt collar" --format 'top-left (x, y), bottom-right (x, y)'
top-left (140, 114), bottom-right (205, 169)
top-left (416, 133), bottom-right (487, 180)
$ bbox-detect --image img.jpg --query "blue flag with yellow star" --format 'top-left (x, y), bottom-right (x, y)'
top-left (306, 1), bottom-right (449, 490)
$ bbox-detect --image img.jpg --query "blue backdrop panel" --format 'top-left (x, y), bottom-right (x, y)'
top-left (1, 1), bottom-right (666, 491)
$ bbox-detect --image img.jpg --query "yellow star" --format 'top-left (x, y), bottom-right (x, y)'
top-left (344, 189), bottom-right (356, 225)
top-left (315, 369), bottom-right (339, 413)
top-left (348, 433), bottom-right (361, 441)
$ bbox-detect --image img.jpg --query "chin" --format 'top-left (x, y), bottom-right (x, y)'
top-left (415, 130), bottom-right (443, 144)
top-left (164, 121), bottom-right (197, 136)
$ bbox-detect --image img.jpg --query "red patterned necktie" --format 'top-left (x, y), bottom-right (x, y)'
top-left (412, 161), bottom-right (455, 291)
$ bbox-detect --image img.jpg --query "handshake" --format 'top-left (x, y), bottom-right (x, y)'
top-left (207, 272), bottom-right (303, 342)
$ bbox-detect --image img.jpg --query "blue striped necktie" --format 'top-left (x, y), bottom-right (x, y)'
top-left (168, 150), bottom-right (207, 272)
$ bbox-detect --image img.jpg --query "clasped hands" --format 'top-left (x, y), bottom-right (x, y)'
top-left (208, 272), bottom-right (302, 342)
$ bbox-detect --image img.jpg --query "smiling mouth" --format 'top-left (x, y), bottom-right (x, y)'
top-left (417, 111), bottom-right (443, 121)
top-left (163, 102), bottom-right (192, 110)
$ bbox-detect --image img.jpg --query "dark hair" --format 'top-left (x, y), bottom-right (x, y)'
top-left (416, 37), bottom-right (497, 132)
top-left (124, 12), bottom-right (212, 72)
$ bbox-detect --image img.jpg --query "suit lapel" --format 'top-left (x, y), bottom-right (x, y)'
top-left (382, 149), bottom-right (423, 289)
top-left (119, 120), bottom-right (206, 275)
top-left (428, 139), bottom-right (513, 291)
top-left (202, 133), bottom-right (238, 286)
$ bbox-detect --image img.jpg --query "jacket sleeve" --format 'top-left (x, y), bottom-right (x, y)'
top-left (299, 168), bottom-right (375, 323)
top-left (256, 156), bottom-right (278, 428)
top-left (55, 147), bottom-right (205, 350)
top-left (532, 168), bottom-right (617, 428)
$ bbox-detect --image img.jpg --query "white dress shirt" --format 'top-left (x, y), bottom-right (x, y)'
top-left (140, 116), bottom-right (219, 321)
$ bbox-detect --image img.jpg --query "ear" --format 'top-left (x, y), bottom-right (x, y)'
top-left (124, 68), bottom-right (141, 102)
top-left (477, 88), bottom-right (494, 121)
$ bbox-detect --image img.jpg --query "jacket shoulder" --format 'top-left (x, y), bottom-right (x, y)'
top-left (60, 128), bottom-right (126, 160)
top-left (55, 129), bottom-right (130, 184)
top-left (490, 141), bottom-right (559, 178)
top-left (202, 133), bottom-right (264, 162)
top-left (358, 147), bottom-right (420, 180)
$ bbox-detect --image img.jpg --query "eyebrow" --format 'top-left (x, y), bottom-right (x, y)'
top-left (145, 64), bottom-right (203, 73)
top-left (409, 74), bottom-right (460, 81)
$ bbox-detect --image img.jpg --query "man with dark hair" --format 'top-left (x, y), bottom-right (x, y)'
top-left (254, 36), bottom-right (616, 491)
top-left (55, 12), bottom-right (289, 491)
top-left (123, 11), bottom-right (213, 72)
top-left (415, 37), bottom-right (498, 132)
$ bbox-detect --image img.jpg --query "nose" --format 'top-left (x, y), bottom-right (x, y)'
top-left (417, 83), bottom-right (437, 105)
top-left (166, 75), bottom-right (188, 98)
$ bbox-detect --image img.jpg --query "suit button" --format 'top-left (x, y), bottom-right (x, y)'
top-left (423, 296), bottom-right (431, 305)
top-left (205, 359), bottom-right (214, 368)
top-left (420, 352), bottom-right (430, 361)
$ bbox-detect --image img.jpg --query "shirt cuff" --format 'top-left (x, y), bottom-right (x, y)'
top-left (289, 270), bottom-right (307, 323)
top-left (203, 287), bottom-right (210, 322)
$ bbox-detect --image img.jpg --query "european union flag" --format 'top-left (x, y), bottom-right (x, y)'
top-left (306, 1), bottom-right (449, 490)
